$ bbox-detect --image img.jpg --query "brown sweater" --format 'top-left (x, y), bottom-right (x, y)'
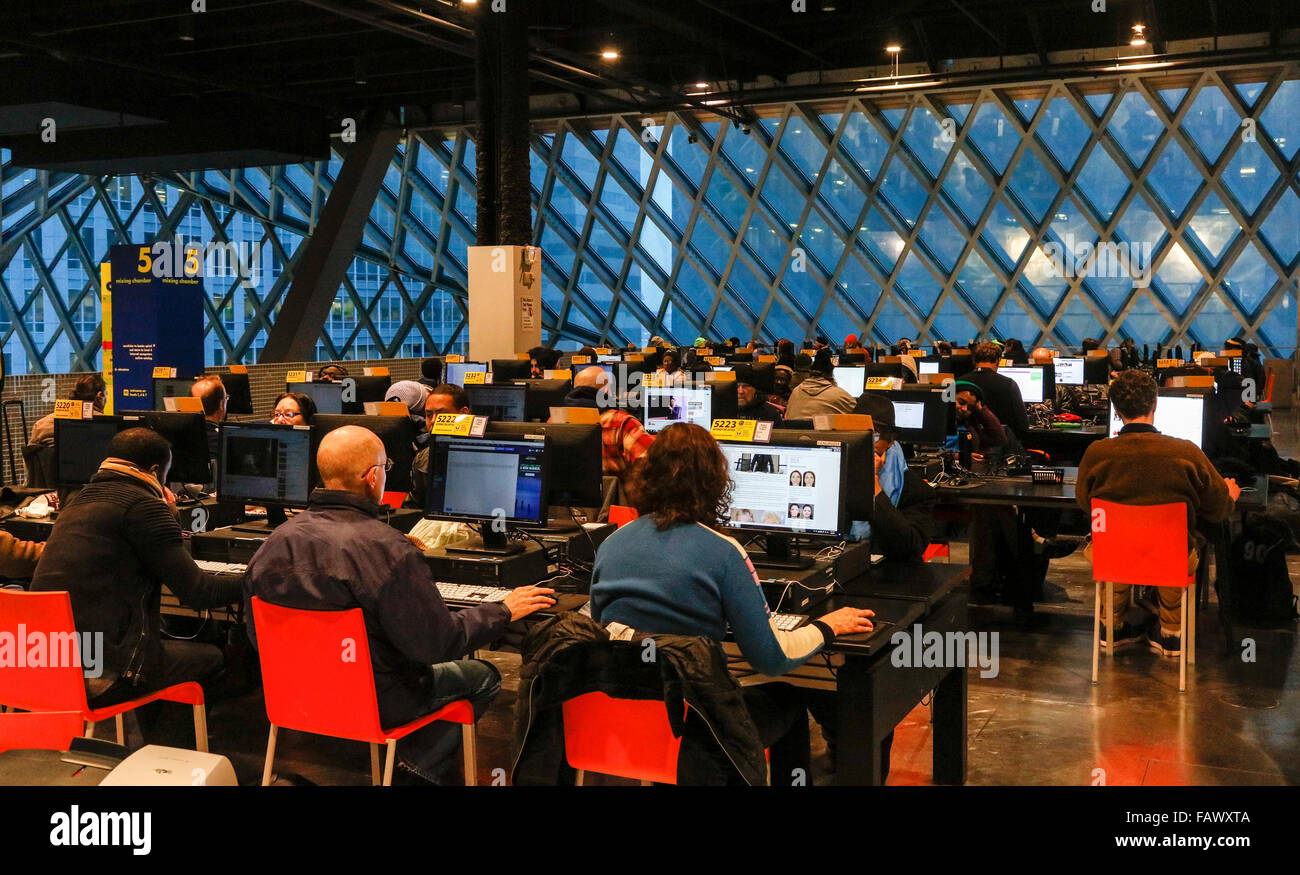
top-left (0, 530), bottom-right (44, 579)
top-left (1075, 424), bottom-right (1233, 536)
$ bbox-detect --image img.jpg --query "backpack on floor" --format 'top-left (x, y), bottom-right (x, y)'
top-left (1222, 513), bottom-right (1300, 627)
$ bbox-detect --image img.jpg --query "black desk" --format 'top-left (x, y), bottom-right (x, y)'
top-left (1023, 425), bottom-right (1108, 465)
top-left (933, 468), bottom-right (1079, 510)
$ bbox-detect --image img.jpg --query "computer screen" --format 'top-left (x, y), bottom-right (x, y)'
top-left (1055, 357), bottom-right (1084, 386)
top-left (428, 436), bottom-right (547, 524)
top-left (490, 359), bottom-right (532, 383)
top-left (999, 366), bottom-right (1047, 404)
top-left (1108, 394), bottom-right (1205, 447)
top-left (485, 422), bottom-right (603, 507)
top-left (222, 372), bottom-right (254, 415)
top-left (597, 354), bottom-right (622, 363)
top-left (446, 362), bottom-right (488, 386)
top-left (218, 423), bottom-right (314, 506)
top-left (311, 414), bottom-right (419, 493)
top-left (152, 378), bottom-right (193, 410)
top-left (511, 379), bottom-right (572, 421)
top-left (1228, 356), bottom-right (1244, 374)
top-left (878, 389), bottom-right (953, 444)
top-left (918, 359), bottom-right (940, 375)
top-left (643, 386), bottom-right (712, 433)
top-left (719, 442), bottom-right (845, 537)
top-left (342, 375), bottom-right (393, 415)
top-left (833, 366), bottom-right (866, 396)
top-left (288, 381), bottom-right (344, 415)
top-left (54, 417), bottom-right (123, 486)
top-left (119, 411), bottom-right (212, 484)
top-left (467, 383), bottom-right (527, 422)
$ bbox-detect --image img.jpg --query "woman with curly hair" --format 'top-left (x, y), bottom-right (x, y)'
top-left (590, 422), bottom-right (873, 784)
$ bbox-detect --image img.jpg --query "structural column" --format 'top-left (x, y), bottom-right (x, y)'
top-left (475, 6), bottom-right (533, 246)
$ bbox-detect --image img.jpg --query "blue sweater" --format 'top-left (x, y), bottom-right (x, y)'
top-left (591, 517), bottom-right (829, 676)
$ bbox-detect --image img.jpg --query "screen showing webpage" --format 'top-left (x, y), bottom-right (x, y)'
top-left (644, 386), bottom-right (712, 433)
top-left (719, 443), bottom-right (843, 536)
top-left (833, 366), bottom-right (866, 396)
top-left (1108, 395), bottom-right (1205, 447)
top-left (1000, 367), bottom-right (1046, 403)
top-left (1055, 357), bottom-right (1084, 385)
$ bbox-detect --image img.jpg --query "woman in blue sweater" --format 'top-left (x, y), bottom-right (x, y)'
top-left (591, 422), bottom-right (874, 784)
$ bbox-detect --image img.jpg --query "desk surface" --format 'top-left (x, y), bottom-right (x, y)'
top-left (932, 469), bottom-right (1268, 511)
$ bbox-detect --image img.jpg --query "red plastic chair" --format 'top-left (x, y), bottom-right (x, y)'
top-left (1089, 500), bottom-right (1195, 691)
top-left (922, 542), bottom-right (950, 562)
top-left (251, 597), bottom-right (478, 786)
top-left (608, 505), bottom-right (639, 528)
top-left (0, 589), bottom-right (207, 749)
top-left (0, 710), bottom-right (84, 753)
top-left (380, 491), bottom-right (407, 510)
top-left (562, 692), bottom-right (684, 785)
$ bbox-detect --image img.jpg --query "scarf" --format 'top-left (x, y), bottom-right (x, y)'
top-left (98, 458), bottom-right (167, 501)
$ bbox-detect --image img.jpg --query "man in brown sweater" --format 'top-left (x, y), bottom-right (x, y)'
top-left (1076, 370), bottom-right (1239, 656)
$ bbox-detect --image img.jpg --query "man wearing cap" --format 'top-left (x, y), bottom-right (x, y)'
top-left (386, 379), bottom-right (432, 434)
top-left (734, 363), bottom-right (785, 423)
top-left (785, 349), bottom-right (857, 419)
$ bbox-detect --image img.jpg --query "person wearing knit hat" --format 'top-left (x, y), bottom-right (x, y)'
top-left (386, 380), bottom-right (431, 431)
top-left (693, 337), bottom-right (708, 348)
top-left (784, 348), bottom-right (856, 419)
top-left (844, 333), bottom-right (862, 351)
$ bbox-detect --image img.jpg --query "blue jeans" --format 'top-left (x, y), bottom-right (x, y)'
top-left (398, 659), bottom-right (501, 782)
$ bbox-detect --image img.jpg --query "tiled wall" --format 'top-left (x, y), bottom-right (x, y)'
top-left (0, 357), bottom-right (429, 484)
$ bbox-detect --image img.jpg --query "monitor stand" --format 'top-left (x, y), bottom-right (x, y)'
top-left (443, 526), bottom-right (525, 556)
top-left (749, 533), bottom-right (815, 570)
top-left (231, 505), bottom-right (288, 535)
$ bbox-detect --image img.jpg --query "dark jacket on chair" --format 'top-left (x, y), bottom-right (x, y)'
top-left (512, 612), bottom-right (768, 786)
top-left (871, 468), bottom-right (937, 561)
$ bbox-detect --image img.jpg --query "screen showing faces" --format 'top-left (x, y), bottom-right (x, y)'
top-left (445, 362), bottom-right (488, 386)
top-left (466, 384), bottom-right (526, 422)
top-left (218, 424), bottom-right (313, 505)
top-left (833, 366), bottom-right (866, 396)
top-left (1108, 394), bottom-right (1205, 447)
top-left (288, 381), bottom-right (343, 415)
top-left (999, 366), bottom-right (1046, 404)
top-left (1055, 357), bottom-right (1084, 386)
top-left (429, 436), bottom-right (545, 523)
top-left (643, 386), bottom-right (712, 433)
top-left (719, 442), bottom-right (843, 536)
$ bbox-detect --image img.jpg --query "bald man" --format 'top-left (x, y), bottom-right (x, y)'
top-left (561, 366), bottom-right (654, 481)
top-left (244, 426), bottom-right (555, 784)
top-left (191, 374), bottom-right (227, 486)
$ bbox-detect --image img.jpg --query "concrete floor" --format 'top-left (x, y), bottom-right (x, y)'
top-left (113, 410), bottom-right (1300, 786)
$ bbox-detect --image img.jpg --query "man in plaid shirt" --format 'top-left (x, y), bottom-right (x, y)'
top-left (563, 367), bottom-right (655, 480)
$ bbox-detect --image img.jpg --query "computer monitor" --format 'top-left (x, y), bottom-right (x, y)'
top-left (1055, 357), bottom-right (1085, 386)
top-left (446, 361), bottom-right (488, 386)
top-left (1228, 356), bottom-right (1244, 375)
top-left (467, 383), bottom-right (527, 422)
top-left (918, 358), bottom-right (940, 376)
top-left (222, 372), bottom-right (254, 415)
top-left (1108, 393), bottom-right (1205, 447)
top-left (864, 362), bottom-right (908, 380)
top-left (152, 377), bottom-right (194, 411)
top-left (1083, 356), bottom-right (1111, 385)
top-left (511, 379), bottom-right (572, 421)
top-left (287, 381), bottom-right (344, 415)
top-left (54, 416), bottom-right (124, 486)
top-left (879, 389), bottom-right (953, 445)
top-left (342, 375), bottom-right (392, 415)
top-left (119, 411), bottom-right (213, 485)
top-left (838, 352), bottom-right (866, 365)
top-left (485, 422), bottom-right (603, 509)
top-left (999, 366), bottom-right (1047, 404)
top-left (597, 354), bottom-right (623, 364)
top-left (833, 366), bottom-right (866, 396)
top-left (217, 423), bottom-right (314, 515)
top-left (427, 435), bottom-right (549, 554)
top-left (311, 414), bottom-right (419, 493)
top-left (643, 385), bottom-right (712, 433)
top-left (491, 359), bottom-right (533, 382)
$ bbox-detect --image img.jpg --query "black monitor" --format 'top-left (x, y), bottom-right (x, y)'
top-left (312, 414), bottom-right (419, 493)
top-left (152, 377), bottom-right (194, 411)
top-left (1083, 355), bottom-right (1111, 385)
top-left (342, 375), bottom-right (393, 415)
top-left (427, 434), bottom-right (549, 554)
top-left (467, 383), bottom-right (527, 422)
top-left (878, 389), bottom-right (954, 445)
top-left (222, 372), bottom-right (254, 415)
top-left (53, 416), bottom-right (124, 486)
top-left (485, 422), bottom-right (603, 509)
top-left (1054, 356), bottom-right (1085, 386)
top-left (288, 381), bottom-right (344, 415)
top-left (445, 361), bottom-right (489, 386)
top-left (727, 352), bottom-right (755, 363)
top-left (710, 379), bottom-right (739, 419)
top-left (838, 352), bottom-right (866, 365)
top-left (917, 357), bottom-right (942, 376)
top-left (511, 379), bottom-right (572, 421)
top-left (218, 422), bottom-right (314, 519)
top-left (864, 362), bottom-right (908, 381)
top-left (119, 411), bottom-right (212, 485)
top-left (492, 358), bottom-right (533, 382)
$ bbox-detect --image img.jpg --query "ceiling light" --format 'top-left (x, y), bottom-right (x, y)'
top-left (885, 44), bottom-right (902, 54)
top-left (1130, 24), bottom-right (1147, 46)
top-left (695, 82), bottom-right (709, 89)
top-left (601, 48), bottom-right (620, 60)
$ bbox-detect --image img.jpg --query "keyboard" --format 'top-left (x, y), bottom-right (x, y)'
top-left (770, 612), bottom-right (807, 631)
top-left (436, 582), bottom-right (510, 604)
top-left (195, 559), bottom-right (248, 576)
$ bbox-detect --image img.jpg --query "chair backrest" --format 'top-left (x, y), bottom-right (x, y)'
top-left (0, 590), bottom-right (92, 712)
top-left (1090, 500), bottom-right (1191, 588)
top-left (562, 691), bottom-right (684, 785)
top-left (249, 597), bottom-right (386, 742)
top-left (0, 710), bottom-right (84, 753)
top-left (608, 505), bottom-right (639, 528)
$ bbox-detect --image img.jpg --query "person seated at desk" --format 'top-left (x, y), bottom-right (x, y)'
top-left (785, 349), bottom-right (857, 419)
top-left (653, 350), bottom-right (688, 387)
top-left (386, 379), bottom-right (431, 434)
top-left (191, 373), bottom-right (227, 456)
top-left (30, 428), bottom-right (242, 745)
top-left (954, 381), bottom-right (1016, 454)
top-left (407, 382), bottom-right (471, 510)
top-left (271, 391), bottom-right (317, 426)
top-left (1076, 370), bottom-right (1239, 655)
top-left (26, 373), bottom-right (106, 488)
top-left (959, 342), bottom-right (1028, 444)
top-left (850, 395), bottom-right (936, 560)
top-left (528, 346), bottom-right (561, 379)
top-left (590, 423), bottom-right (874, 784)
top-left (317, 364), bottom-right (349, 383)
top-left (245, 426), bottom-right (556, 784)
top-left (736, 372), bottom-right (785, 423)
top-left (561, 366), bottom-right (654, 484)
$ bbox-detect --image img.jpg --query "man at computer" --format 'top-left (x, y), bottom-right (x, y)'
top-left (959, 342), bottom-right (1029, 443)
top-left (562, 366), bottom-right (654, 484)
top-left (245, 426), bottom-right (557, 784)
top-left (851, 395), bottom-right (936, 560)
top-left (26, 373), bottom-right (107, 488)
top-left (406, 383), bottom-right (471, 510)
top-left (1076, 370), bottom-right (1239, 655)
top-left (191, 374), bottom-right (228, 473)
top-left (31, 428), bottom-right (243, 746)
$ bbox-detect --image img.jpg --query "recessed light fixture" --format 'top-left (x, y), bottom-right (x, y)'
top-left (601, 48), bottom-right (620, 60)
top-left (1130, 24), bottom-right (1147, 46)
top-left (695, 82), bottom-right (709, 89)
top-left (885, 44), bottom-right (902, 54)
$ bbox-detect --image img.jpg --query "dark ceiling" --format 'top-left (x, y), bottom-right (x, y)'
top-left (1, 0), bottom-right (1296, 172)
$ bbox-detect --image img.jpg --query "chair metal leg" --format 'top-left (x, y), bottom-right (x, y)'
top-left (461, 724), bottom-right (478, 787)
top-left (575, 769), bottom-right (586, 787)
top-left (193, 705), bottom-right (208, 753)
top-left (381, 739), bottom-right (398, 787)
top-left (115, 713), bottom-right (125, 745)
top-left (1187, 585), bottom-right (1197, 666)
top-left (1091, 581), bottom-right (1101, 684)
top-left (370, 743), bottom-right (381, 786)
top-left (1105, 583), bottom-right (1114, 658)
top-left (261, 725), bottom-right (278, 786)
top-left (1179, 592), bottom-right (1187, 693)
top-left (84, 720), bottom-right (95, 738)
